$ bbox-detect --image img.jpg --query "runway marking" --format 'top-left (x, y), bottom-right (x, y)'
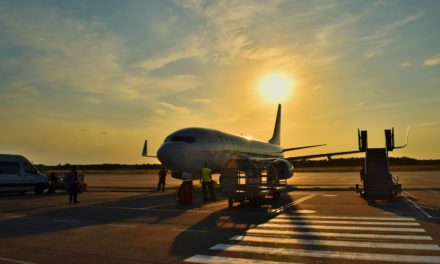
top-left (185, 254), bottom-right (300, 264)
top-left (230, 235), bottom-right (440, 251)
top-left (278, 215), bottom-right (416, 221)
top-left (403, 192), bottom-right (433, 219)
top-left (0, 257), bottom-right (36, 264)
top-left (269, 194), bottom-right (315, 213)
top-left (269, 219), bottom-right (420, 226)
top-left (108, 224), bottom-right (137, 228)
top-left (258, 223), bottom-right (426, 232)
top-left (246, 228), bottom-right (433, 240)
top-left (169, 228), bottom-right (208, 233)
top-left (53, 219), bottom-right (81, 224)
top-left (210, 244), bottom-right (440, 263)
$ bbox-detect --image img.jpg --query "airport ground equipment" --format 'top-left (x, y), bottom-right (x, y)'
top-left (355, 128), bottom-right (408, 201)
top-left (177, 180), bottom-right (193, 205)
top-left (47, 171), bottom-right (87, 193)
top-left (221, 164), bottom-right (287, 207)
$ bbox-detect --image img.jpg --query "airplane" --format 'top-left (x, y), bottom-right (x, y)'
top-left (144, 104), bottom-right (362, 181)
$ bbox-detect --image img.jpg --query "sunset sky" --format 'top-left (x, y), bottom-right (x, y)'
top-left (1, 0), bottom-right (439, 165)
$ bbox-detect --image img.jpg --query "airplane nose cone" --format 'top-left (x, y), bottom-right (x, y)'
top-left (157, 143), bottom-right (180, 169)
top-left (157, 143), bottom-right (170, 165)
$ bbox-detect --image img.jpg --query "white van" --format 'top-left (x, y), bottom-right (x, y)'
top-left (0, 154), bottom-right (48, 194)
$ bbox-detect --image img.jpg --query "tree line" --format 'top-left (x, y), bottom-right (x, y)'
top-left (38, 157), bottom-right (440, 171)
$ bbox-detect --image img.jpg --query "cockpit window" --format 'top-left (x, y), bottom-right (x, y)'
top-left (165, 136), bottom-right (196, 143)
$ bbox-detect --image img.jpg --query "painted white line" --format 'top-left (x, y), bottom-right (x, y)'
top-left (185, 254), bottom-right (300, 264)
top-left (231, 235), bottom-right (440, 251)
top-left (0, 257), bottom-right (36, 264)
top-left (278, 215), bottom-right (416, 221)
top-left (108, 224), bottom-right (137, 228)
top-left (270, 194), bottom-right (315, 213)
top-left (211, 244), bottom-right (440, 263)
top-left (170, 228), bottom-right (208, 233)
top-left (269, 219), bottom-right (420, 226)
top-left (403, 194), bottom-right (433, 219)
top-left (54, 219), bottom-right (81, 224)
top-left (322, 194), bottom-right (338, 197)
top-left (258, 223), bottom-right (426, 232)
top-left (246, 228), bottom-right (433, 240)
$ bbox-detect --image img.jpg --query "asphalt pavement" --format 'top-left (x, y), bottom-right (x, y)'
top-left (0, 171), bottom-right (439, 264)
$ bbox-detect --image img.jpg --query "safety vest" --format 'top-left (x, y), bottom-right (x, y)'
top-left (200, 167), bottom-right (211, 182)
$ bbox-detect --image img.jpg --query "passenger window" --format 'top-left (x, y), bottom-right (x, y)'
top-left (24, 162), bottom-right (37, 174)
top-left (0, 162), bottom-right (20, 174)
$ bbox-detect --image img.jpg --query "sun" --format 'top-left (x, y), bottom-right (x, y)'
top-left (259, 73), bottom-right (294, 102)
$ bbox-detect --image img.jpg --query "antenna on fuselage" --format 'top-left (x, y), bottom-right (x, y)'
top-left (268, 104), bottom-right (281, 146)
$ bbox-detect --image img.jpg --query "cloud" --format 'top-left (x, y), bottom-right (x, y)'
top-left (0, 81), bottom-right (39, 99)
top-left (192, 98), bottom-right (211, 104)
top-left (416, 121), bottom-right (440, 127)
top-left (424, 54), bottom-right (440, 66)
top-left (158, 102), bottom-right (189, 114)
top-left (399, 62), bottom-right (411, 68)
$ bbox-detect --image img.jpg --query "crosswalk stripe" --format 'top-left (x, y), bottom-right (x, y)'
top-left (211, 244), bottom-right (440, 263)
top-left (277, 215), bottom-right (416, 221)
top-left (184, 254), bottom-right (301, 264)
top-left (230, 235), bottom-right (440, 251)
top-left (259, 223), bottom-right (426, 232)
top-left (269, 219), bottom-right (420, 226)
top-left (246, 228), bottom-right (433, 240)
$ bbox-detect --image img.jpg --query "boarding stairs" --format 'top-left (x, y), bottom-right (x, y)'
top-left (362, 148), bottom-right (395, 200)
top-left (355, 128), bottom-right (407, 202)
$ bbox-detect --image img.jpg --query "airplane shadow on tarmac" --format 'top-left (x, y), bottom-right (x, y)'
top-left (168, 186), bottom-right (329, 259)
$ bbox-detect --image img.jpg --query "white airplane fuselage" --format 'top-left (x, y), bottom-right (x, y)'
top-left (157, 127), bottom-right (283, 179)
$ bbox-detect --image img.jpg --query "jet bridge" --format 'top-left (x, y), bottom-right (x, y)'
top-left (355, 128), bottom-right (408, 201)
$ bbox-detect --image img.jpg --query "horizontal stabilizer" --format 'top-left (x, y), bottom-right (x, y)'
top-left (282, 144), bottom-right (326, 152)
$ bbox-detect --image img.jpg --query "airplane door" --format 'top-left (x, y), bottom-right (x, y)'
top-left (0, 161), bottom-right (22, 192)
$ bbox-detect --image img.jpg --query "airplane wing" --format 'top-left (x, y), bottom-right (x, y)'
top-left (282, 144), bottom-right (326, 152)
top-left (286, 150), bottom-right (362, 161)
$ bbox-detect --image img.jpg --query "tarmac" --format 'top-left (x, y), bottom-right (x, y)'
top-left (0, 171), bottom-right (439, 264)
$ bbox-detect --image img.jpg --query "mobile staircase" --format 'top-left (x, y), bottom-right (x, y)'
top-left (355, 128), bottom-right (409, 202)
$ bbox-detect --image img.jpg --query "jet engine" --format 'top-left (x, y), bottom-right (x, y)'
top-left (267, 158), bottom-right (294, 182)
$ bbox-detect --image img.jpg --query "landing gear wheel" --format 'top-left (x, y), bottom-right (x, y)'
top-left (228, 197), bottom-right (233, 208)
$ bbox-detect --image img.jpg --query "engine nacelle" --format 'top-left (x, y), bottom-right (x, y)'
top-left (267, 158), bottom-right (294, 181)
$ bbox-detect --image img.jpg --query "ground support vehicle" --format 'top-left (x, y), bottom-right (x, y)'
top-left (0, 154), bottom-right (48, 195)
top-left (221, 165), bottom-right (287, 207)
top-left (47, 171), bottom-right (87, 193)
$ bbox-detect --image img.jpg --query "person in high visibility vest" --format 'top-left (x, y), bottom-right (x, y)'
top-left (200, 163), bottom-right (216, 201)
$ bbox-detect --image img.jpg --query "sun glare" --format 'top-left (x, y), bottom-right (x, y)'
top-left (259, 73), bottom-right (293, 102)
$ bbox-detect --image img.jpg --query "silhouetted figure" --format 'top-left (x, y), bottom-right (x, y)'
top-left (68, 165), bottom-right (80, 204)
top-left (200, 163), bottom-right (216, 201)
top-left (158, 166), bottom-right (167, 192)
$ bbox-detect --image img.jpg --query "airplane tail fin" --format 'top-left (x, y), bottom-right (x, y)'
top-left (268, 104), bottom-right (281, 145)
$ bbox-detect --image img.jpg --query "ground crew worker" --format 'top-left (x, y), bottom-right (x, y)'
top-left (158, 166), bottom-right (167, 192)
top-left (68, 165), bottom-right (80, 204)
top-left (200, 163), bottom-right (216, 201)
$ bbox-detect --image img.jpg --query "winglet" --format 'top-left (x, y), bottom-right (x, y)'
top-left (142, 140), bottom-right (157, 158)
top-left (268, 104), bottom-right (281, 146)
